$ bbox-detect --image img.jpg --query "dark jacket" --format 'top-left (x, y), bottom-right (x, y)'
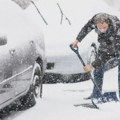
top-left (76, 13), bottom-right (120, 68)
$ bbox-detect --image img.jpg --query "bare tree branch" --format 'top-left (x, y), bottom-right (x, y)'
top-left (31, 1), bottom-right (48, 25)
top-left (57, 3), bottom-right (71, 25)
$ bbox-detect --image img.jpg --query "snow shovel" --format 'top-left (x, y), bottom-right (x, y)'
top-left (70, 44), bottom-right (119, 108)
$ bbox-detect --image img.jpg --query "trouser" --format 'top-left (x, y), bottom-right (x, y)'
top-left (92, 64), bottom-right (105, 98)
top-left (92, 58), bottom-right (120, 98)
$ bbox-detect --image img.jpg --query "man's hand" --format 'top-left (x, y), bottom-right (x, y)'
top-left (83, 65), bottom-right (93, 73)
top-left (71, 39), bottom-right (79, 48)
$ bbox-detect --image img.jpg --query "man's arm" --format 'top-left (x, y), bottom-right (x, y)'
top-left (76, 17), bottom-right (95, 42)
top-left (71, 16), bottom-right (96, 72)
top-left (71, 16), bottom-right (95, 48)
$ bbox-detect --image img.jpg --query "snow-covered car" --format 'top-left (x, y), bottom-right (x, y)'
top-left (0, 0), bottom-right (46, 112)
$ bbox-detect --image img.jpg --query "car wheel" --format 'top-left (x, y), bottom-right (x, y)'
top-left (87, 42), bottom-right (97, 65)
top-left (16, 62), bottom-right (43, 111)
top-left (17, 86), bottom-right (36, 111)
top-left (0, 106), bottom-right (10, 119)
top-left (33, 75), bottom-right (41, 98)
top-left (33, 62), bottom-right (43, 98)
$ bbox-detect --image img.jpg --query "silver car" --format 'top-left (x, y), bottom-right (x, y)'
top-left (0, 0), bottom-right (46, 112)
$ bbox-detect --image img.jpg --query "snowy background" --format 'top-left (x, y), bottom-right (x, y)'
top-left (2, 0), bottom-right (120, 119)
top-left (25, 0), bottom-right (120, 74)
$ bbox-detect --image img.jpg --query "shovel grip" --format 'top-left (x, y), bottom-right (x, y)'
top-left (69, 44), bottom-right (79, 54)
top-left (70, 44), bottom-right (86, 66)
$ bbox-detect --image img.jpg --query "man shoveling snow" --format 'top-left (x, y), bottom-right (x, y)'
top-left (71, 13), bottom-right (120, 107)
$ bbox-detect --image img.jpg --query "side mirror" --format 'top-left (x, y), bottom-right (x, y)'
top-left (0, 36), bottom-right (7, 46)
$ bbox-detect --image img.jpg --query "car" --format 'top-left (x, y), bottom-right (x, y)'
top-left (0, 0), bottom-right (46, 112)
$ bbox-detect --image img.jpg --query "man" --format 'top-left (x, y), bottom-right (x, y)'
top-left (71, 13), bottom-right (120, 98)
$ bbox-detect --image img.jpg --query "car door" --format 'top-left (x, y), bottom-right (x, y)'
top-left (0, 49), bottom-right (15, 105)
top-left (11, 45), bottom-right (34, 96)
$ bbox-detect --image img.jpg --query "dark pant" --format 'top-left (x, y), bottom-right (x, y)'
top-left (92, 64), bottom-right (105, 98)
top-left (92, 58), bottom-right (120, 98)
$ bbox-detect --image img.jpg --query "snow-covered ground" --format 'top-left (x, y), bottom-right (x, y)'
top-left (2, 0), bottom-right (120, 119)
top-left (4, 67), bottom-right (120, 120)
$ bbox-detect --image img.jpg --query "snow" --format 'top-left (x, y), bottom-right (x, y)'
top-left (2, 0), bottom-right (120, 119)
top-left (5, 79), bottom-right (120, 120)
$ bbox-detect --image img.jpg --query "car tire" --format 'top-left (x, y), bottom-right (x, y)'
top-left (13, 62), bottom-right (43, 111)
top-left (33, 75), bottom-right (41, 98)
top-left (33, 62), bottom-right (43, 98)
top-left (0, 106), bottom-right (10, 119)
top-left (18, 85), bottom-right (36, 111)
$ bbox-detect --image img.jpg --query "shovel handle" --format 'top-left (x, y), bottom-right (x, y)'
top-left (70, 44), bottom-right (86, 66)
top-left (69, 44), bottom-right (101, 93)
